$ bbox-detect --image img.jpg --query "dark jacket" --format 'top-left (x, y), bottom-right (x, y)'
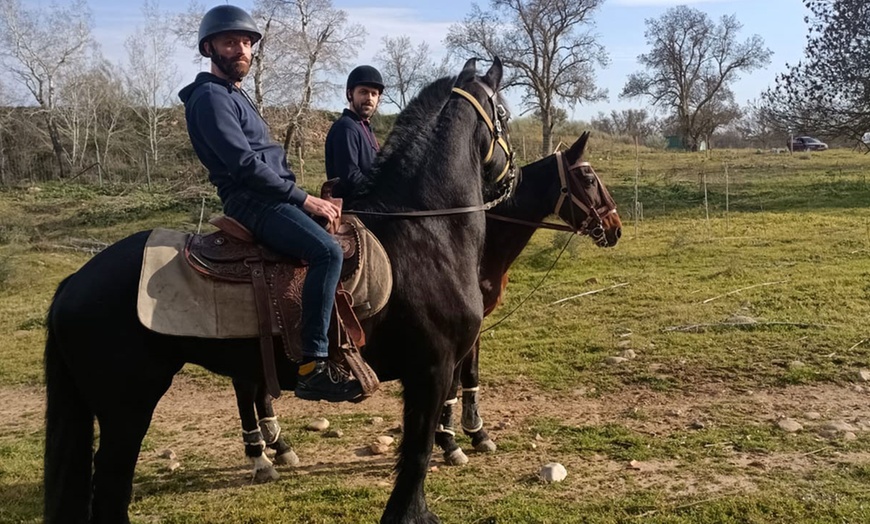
top-left (178, 72), bottom-right (308, 206)
top-left (324, 109), bottom-right (379, 197)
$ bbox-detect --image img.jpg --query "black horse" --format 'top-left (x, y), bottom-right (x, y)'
top-left (435, 131), bottom-right (623, 465)
top-left (43, 58), bottom-right (513, 524)
top-left (230, 132), bottom-right (622, 477)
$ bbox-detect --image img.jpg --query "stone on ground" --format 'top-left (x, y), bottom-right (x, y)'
top-left (539, 462), bottom-right (567, 483)
top-left (306, 418), bottom-right (329, 431)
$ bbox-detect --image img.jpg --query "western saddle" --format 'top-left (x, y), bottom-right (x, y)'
top-left (183, 185), bottom-right (378, 400)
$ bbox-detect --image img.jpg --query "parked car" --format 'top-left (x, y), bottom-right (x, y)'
top-left (789, 136), bottom-right (828, 152)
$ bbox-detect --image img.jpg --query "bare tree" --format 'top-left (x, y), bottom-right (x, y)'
top-left (446, 0), bottom-right (608, 156)
top-left (692, 85), bottom-right (741, 148)
top-left (621, 6), bottom-right (771, 151)
top-left (55, 63), bottom-right (102, 170)
top-left (375, 35), bottom-right (439, 111)
top-left (0, 0), bottom-right (93, 178)
top-left (0, 78), bottom-right (17, 185)
top-left (171, 0), bottom-right (207, 64)
top-left (125, 0), bottom-right (179, 165)
top-left (251, 0), bottom-right (365, 159)
top-left (730, 98), bottom-right (781, 149)
top-left (764, 0), bottom-right (870, 146)
top-left (591, 109), bottom-right (659, 141)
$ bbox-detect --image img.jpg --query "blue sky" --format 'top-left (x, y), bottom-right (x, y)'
top-left (45, 0), bottom-right (809, 120)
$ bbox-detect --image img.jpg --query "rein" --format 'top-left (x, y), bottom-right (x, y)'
top-left (345, 171), bottom-right (516, 218)
top-left (346, 81), bottom-right (517, 219)
top-left (486, 152), bottom-right (618, 237)
top-left (480, 232), bottom-right (575, 334)
top-left (480, 154), bottom-right (620, 332)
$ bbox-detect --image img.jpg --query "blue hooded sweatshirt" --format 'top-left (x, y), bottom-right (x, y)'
top-left (178, 72), bottom-right (308, 207)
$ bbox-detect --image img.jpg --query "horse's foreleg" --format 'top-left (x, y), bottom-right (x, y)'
top-left (435, 368), bottom-right (468, 466)
top-left (381, 356), bottom-right (452, 524)
top-left (253, 389), bottom-right (299, 466)
top-left (232, 379), bottom-right (278, 482)
top-left (460, 339), bottom-right (496, 452)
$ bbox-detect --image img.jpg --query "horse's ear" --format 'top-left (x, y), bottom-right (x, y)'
top-left (483, 56), bottom-right (503, 90)
top-left (567, 131), bottom-right (591, 164)
top-left (454, 58), bottom-right (477, 87)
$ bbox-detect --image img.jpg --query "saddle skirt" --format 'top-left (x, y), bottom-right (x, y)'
top-left (137, 215), bottom-right (392, 341)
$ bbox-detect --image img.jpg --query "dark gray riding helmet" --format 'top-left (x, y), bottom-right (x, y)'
top-left (198, 5), bottom-right (262, 56)
top-left (346, 65), bottom-right (385, 93)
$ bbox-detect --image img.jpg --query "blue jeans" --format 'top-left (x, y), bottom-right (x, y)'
top-left (224, 191), bottom-right (342, 358)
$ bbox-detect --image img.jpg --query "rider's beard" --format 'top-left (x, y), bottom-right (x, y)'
top-left (351, 97), bottom-right (377, 120)
top-left (212, 52), bottom-right (251, 82)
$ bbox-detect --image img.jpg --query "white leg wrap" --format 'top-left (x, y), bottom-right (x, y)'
top-left (462, 420), bottom-right (484, 433)
top-left (258, 417), bottom-right (281, 445)
top-left (242, 429), bottom-right (266, 450)
top-left (435, 424), bottom-right (456, 437)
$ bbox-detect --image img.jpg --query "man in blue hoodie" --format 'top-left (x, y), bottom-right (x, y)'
top-left (324, 65), bottom-right (384, 198)
top-left (179, 5), bottom-right (362, 403)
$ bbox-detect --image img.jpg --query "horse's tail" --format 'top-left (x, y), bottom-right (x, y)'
top-left (44, 275), bottom-right (94, 524)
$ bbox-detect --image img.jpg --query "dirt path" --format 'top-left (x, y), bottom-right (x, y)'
top-left (5, 377), bottom-right (869, 496)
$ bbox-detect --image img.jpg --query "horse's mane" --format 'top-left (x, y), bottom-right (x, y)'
top-left (348, 77), bottom-right (456, 206)
top-left (377, 76), bottom-right (455, 163)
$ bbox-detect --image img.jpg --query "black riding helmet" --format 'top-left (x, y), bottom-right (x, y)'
top-left (346, 65), bottom-right (385, 99)
top-left (198, 5), bottom-right (262, 57)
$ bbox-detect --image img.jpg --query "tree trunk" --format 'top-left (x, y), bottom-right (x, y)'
top-left (46, 112), bottom-right (69, 179)
top-left (284, 120), bottom-right (299, 161)
top-left (283, 57), bottom-right (316, 164)
top-left (0, 133), bottom-right (7, 186)
top-left (252, 18), bottom-right (271, 112)
top-left (540, 107), bottom-right (553, 157)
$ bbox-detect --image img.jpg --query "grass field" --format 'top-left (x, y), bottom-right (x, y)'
top-left (1, 142), bottom-right (870, 523)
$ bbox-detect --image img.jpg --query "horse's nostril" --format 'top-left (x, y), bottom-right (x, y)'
top-left (615, 227), bottom-right (622, 239)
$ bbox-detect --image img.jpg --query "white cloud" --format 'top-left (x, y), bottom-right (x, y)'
top-left (342, 7), bottom-right (454, 64)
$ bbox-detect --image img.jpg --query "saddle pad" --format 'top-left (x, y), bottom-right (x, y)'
top-left (343, 215), bottom-right (393, 320)
top-left (138, 229), bottom-right (260, 338)
top-left (138, 225), bottom-right (393, 338)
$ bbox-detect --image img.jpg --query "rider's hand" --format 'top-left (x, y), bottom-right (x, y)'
top-left (302, 195), bottom-right (341, 223)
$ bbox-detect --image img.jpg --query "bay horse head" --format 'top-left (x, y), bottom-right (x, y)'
top-left (555, 131), bottom-right (622, 247)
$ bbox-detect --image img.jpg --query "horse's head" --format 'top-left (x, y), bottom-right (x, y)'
top-left (556, 131), bottom-right (622, 247)
top-left (451, 57), bottom-right (515, 186)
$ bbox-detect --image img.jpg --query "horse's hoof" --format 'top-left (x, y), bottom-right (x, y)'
top-left (273, 449), bottom-right (300, 466)
top-left (253, 465), bottom-right (280, 482)
top-left (474, 439), bottom-right (497, 453)
top-left (443, 448), bottom-right (469, 466)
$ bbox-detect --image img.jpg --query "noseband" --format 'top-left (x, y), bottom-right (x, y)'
top-left (555, 152), bottom-right (618, 241)
top-left (451, 82), bottom-right (515, 183)
top-left (486, 152), bottom-right (618, 241)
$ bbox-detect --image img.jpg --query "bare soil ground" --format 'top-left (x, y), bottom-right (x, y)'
top-left (5, 377), bottom-right (869, 499)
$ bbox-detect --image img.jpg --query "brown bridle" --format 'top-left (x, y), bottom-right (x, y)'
top-left (486, 152), bottom-right (618, 242)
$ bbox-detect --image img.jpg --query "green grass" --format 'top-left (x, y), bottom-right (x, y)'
top-left (2, 145), bottom-right (870, 522)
